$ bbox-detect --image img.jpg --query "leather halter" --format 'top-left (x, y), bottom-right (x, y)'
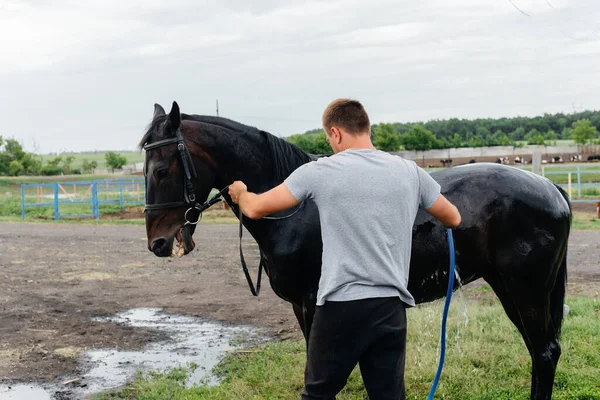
top-left (144, 128), bottom-right (199, 212)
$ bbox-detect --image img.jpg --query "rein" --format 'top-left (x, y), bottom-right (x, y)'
top-left (197, 187), bottom-right (302, 297)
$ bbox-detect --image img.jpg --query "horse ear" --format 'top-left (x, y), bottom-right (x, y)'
top-left (169, 101), bottom-right (181, 130)
top-left (153, 103), bottom-right (166, 119)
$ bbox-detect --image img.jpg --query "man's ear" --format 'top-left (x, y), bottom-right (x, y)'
top-left (331, 127), bottom-right (342, 144)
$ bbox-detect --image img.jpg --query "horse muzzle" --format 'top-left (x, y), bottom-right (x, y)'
top-left (150, 237), bottom-right (173, 257)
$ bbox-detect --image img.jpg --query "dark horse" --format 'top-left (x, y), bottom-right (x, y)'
top-left (142, 102), bottom-right (571, 400)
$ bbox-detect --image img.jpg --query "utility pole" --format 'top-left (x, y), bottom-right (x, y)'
top-left (216, 99), bottom-right (219, 116)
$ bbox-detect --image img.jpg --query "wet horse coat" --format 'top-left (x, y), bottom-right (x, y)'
top-left (143, 103), bottom-right (570, 400)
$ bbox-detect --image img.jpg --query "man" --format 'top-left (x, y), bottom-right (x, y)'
top-left (228, 99), bottom-right (461, 399)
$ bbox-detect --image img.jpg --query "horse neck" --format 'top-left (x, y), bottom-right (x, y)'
top-left (195, 123), bottom-right (302, 192)
top-left (190, 121), bottom-right (308, 247)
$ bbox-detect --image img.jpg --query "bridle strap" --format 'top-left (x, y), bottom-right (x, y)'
top-left (145, 201), bottom-right (188, 211)
top-left (143, 137), bottom-right (179, 151)
top-left (144, 127), bottom-right (198, 209)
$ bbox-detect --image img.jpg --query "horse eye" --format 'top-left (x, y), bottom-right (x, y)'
top-left (155, 169), bottom-right (169, 180)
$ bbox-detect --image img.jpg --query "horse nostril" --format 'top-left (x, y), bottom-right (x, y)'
top-left (151, 238), bottom-right (168, 253)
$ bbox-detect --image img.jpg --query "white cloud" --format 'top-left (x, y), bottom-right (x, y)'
top-left (1, 0), bottom-right (600, 152)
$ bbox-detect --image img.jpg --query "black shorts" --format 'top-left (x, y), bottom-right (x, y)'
top-left (302, 296), bottom-right (407, 400)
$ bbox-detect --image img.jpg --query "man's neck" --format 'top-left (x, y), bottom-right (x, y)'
top-left (343, 138), bottom-right (375, 151)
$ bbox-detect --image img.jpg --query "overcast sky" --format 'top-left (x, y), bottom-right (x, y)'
top-left (1, 0), bottom-right (600, 153)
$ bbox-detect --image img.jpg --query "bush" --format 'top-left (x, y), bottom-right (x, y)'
top-left (9, 160), bottom-right (23, 176)
top-left (40, 165), bottom-right (62, 176)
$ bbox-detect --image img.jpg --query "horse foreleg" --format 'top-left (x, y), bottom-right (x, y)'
top-left (292, 303), bottom-right (307, 340)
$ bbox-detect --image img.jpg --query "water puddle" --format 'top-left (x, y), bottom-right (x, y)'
top-left (0, 308), bottom-right (268, 399)
top-left (0, 384), bottom-right (51, 400)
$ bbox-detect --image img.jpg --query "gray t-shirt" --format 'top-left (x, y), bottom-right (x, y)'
top-left (284, 148), bottom-right (441, 307)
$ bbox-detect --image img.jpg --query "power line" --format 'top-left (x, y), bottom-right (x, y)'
top-left (507, 0), bottom-right (531, 17)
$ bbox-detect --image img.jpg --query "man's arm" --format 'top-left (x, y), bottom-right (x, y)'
top-left (426, 194), bottom-right (461, 228)
top-left (228, 181), bottom-right (300, 220)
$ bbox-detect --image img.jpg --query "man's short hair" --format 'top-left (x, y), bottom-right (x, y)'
top-left (322, 99), bottom-right (371, 135)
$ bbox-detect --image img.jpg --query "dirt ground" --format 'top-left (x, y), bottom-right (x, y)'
top-left (0, 220), bottom-right (599, 385)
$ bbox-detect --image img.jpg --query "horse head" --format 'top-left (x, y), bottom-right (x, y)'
top-left (141, 102), bottom-right (217, 257)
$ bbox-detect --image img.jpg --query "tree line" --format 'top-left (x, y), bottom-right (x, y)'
top-left (0, 136), bottom-right (128, 176)
top-left (286, 110), bottom-right (600, 153)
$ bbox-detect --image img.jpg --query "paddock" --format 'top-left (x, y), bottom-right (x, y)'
top-left (0, 220), bottom-right (598, 396)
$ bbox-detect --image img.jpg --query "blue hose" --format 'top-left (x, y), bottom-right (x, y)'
top-left (427, 228), bottom-right (456, 400)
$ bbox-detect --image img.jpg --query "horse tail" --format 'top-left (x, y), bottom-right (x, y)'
top-left (554, 184), bottom-right (572, 214)
top-left (550, 249), bottom-right (568, 338)
top-left (550, 184), bottom-right (570, 338)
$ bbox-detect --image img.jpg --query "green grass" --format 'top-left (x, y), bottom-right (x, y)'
top-left (0, 174), bottom-right (139, 196)
top-left (572, 212), bottom-right (600, 230)
top-left (582, 188), bottom-right (599, 196)
top-left (39, 152), bottom-right (145, 170)
top-left (96, 296), bottom-right (600, 400)
top-left (538, 165), bottom-right (600, 186)
top-left (0, 174), bottom-right (145, 221)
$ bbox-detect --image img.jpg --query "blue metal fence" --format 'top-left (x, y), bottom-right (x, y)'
top-left (21, 178), bottom-right (145, 221)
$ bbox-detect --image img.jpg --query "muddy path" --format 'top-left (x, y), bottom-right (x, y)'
top-left (0, 222), bottom-right (598, 383)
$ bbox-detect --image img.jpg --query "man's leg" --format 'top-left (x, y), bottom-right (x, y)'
top-left (302, 301), bottom-right (367, 400)
top-left (358, 298), bottom-right (407, 400)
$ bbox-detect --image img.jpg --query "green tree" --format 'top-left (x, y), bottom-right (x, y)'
top-left (21, 153), bottom-right (42, 175)
top-left (488, 130), bottom-right (512, 146)
top-left (571, 119), bottom-right (597, 145)
top-left (545, 130), bottom-right (557, 146)
top-left (286, 132), bottom-right (331, 154)
top-left (286, 134), bottom-right (312, 153)
top-left (105, 152), bottom-right (128, 172)
top-left (9, 160), bottom-right (23, 176)
top-left (468, 136), bottom-right (483, 147)
top-left (62, 155), bottom-right (75, 174)
top-left (82, 159), bottom-right (98, 174)
top-left (528, 134), bottom-right (546, 145)
top-left (373, 123), bottom-right (401, 151)
top-left (402, 125), bottom-right (437, 151)
top-left (450, 133), bottom-right (463, 148)
top-left (4, 139), bottom-right (25, 161)
top-left (511, 127), bottom-right (526, 141)
top-left (47, 156), bottom-right (63, 168)
top-left (311, 133), bottom-right (332, 154)
top-left (402, 125), bottom-right (437, 166)
top-left (524, 128), bottom-right (541, 143)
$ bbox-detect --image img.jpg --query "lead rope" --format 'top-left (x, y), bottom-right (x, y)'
top-left (427, 228), bottom-right (456, 399)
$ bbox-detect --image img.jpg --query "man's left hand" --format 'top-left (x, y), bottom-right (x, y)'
top-left (229, 181), bottom-right (247, 204)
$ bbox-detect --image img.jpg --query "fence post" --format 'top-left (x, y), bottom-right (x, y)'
top-left (532, 150), bottom-right (542, 175)
top-left (93, 183), bottom-right (99, 220)
top-left (577, 165), bottom-right (581, 199)
top-left (119, 182), bottom-right (124, 210)
top-left (567, 173), bottom-right (572, 199)
top-left (21, 185), bottom-right (26, 220)
top-left (53, 183), bottom-right (59, 221)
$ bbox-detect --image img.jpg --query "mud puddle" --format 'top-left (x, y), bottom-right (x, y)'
top-left (0, 308), bottom-right (268, 399)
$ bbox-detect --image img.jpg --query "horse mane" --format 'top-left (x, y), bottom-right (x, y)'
top-left (140, 114), bottom-right (312, 182)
